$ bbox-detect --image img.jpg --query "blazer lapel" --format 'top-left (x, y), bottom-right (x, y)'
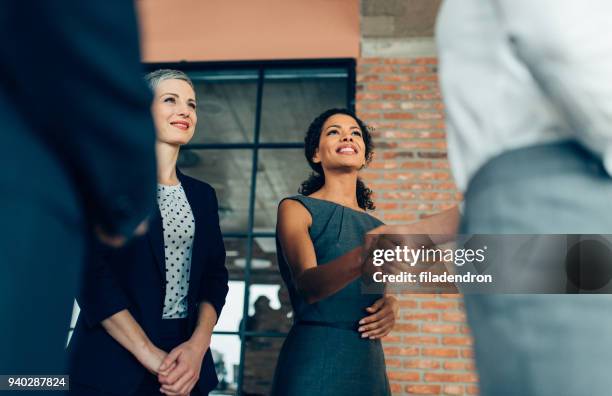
top-left (177, 170), bottom-right (204, 295)
top-left (147, 205), bottom-right (166, 276)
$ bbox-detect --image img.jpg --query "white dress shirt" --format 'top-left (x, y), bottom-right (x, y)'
top-left (436, 0), bottom-right (612, 192)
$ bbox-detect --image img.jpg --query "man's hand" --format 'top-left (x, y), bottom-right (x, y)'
top-left (358, 296), bottom-right (399, 339)
top-left (158, 339), bottom-right (208, 395)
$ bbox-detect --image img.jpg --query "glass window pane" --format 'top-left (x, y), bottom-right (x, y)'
top-left (260, 68), bottom-right (348, 142)
top-left (243, 336), bottom-right (285, 396)
top-left (179, 149), bottom-right (252, 233)
top-left (215, 238), bottom-right (250, 332)
top-left (245, 237), bottom-right (293, 333)
top-left (254, 149), bottom-right (311, 231)
top-left (189, 70), bottom-right (258, 144)
top-left (210, 334), bottom-right (241, 395)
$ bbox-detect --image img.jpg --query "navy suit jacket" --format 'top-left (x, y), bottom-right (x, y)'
top-left (0, 0), bottom-right (157, 374)
top-left (68, 170), bottom-right (229, 395)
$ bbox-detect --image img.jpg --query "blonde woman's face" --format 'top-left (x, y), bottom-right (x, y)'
top-left (152, 78), bottom-right (197, 145)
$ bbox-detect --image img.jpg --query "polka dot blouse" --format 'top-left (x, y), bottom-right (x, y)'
top-left (157, 183), bottom-right (194, 319)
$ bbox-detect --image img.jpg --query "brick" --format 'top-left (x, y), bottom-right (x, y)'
top-left (401, 101), bottom-right (434, 110)
top-left (403, 312), bottom-right (439, 321)
top-left (400, 139), bottom-right (446, 148)
top-left (414, 75), bottom-right (439, 82)
top-left (385, 358), bottom-right (402, 368)
top-left (417, 112), bottom-right (445, 120)
top-left (424, 373), bottom-right (478, 383)
top-left (383, 174), bottom-right (421, 181)
top-left (384, 112), bottom-right (416, 120)
top-left (403, 359), bottom-right (441, 369)
top-left (380, 130), bottom-right (417, 138)
top-left (406, 384), bottom-right (442, 395)
top-left (358, 57), bottom-right (384, 65)
top-left (417, 172), bottom-right (450, 181)
top-left (394, 323), bottom-right (420, 333)
top-left (381, 93), bottom-right (404, 101)
top-left (382, 334), bottom-right (402, 343)
top-left (375, 202), bottom-right (399, 210)
top-left (388, 371), bottom-right (421, 381)
top-left (442, 312), bottom-right (467, 322)
top-left (359, 101), bottom-right (400, 110)
top-left (421, 301), bottom-right (458, 310)
top-left (384, 74), bottom-right (414, 82)
top-left (358, 112), bottom-right (383, 120)
top-left (383, 151), bottom-right (415, 159)
top-left (368, 162), bottom-right (399, 170)
top-left (375, 141), bottom-right (399, 149)
top-left (390, 382), bottom-right (403, 393)
top-left (398, 299), bottom-right (419, 308)
top-left (356, 92), bottom-right (382, 101)
top-left (418, 151), bottom-right (447, 158)
top-left (466, 385), bottom-right (479, 395)
top-left (442, 337), bottom-right (473, 346)
top-left (357, 74), bottom-right (381, 83)
top-left (422, 348), bottom-right (460, 358)
top-left (400, 84), bottom-right (431, 91)
top-left (419, 192), bottom-right (453, 201)
top-left (414, 58), bottom-right (438, 65)
top-left (384, 346), bottom-right (419, 356)
top-left (443, 361), bottom-right (476, 371)
top-left (368, 84), bottom-right (398, 91)
top-left (385, 58), bottom-right (416, 65)
top-left (443, 385), bottom-right (465, 395)
top-left (417, 131), bottom-right (446, 138)
top-left (399, 66), bottom-right (430, 74)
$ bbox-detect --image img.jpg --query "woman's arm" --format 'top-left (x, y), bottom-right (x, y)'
top-left (197, 188), bottom-right (229, 320)
top-left (277, 199), bottom-right (365, 304)
top-left (101, 309), bottom-right (169, 375)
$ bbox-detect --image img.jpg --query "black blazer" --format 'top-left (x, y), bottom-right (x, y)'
top-left (68, 170), bottom-right (229, 395)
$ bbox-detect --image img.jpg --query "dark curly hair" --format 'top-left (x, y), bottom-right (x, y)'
top-left (299, 108), bottom-right (376, 211)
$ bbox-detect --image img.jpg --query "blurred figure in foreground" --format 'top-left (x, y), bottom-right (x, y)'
top-left (0, 1), bottom-right (157, 375)
top-left (368, 1), bottom-right (612, 395)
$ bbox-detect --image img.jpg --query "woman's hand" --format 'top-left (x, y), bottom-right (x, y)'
top-left (157, 339), bottom-right (208, 396)
top-left (358, 295), bottom-right (399, 339)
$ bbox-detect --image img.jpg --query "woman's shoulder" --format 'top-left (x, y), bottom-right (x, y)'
top-left (278, 195), bottom-right (311, 216)
top-left (178, 171), bottom-right (216, 195)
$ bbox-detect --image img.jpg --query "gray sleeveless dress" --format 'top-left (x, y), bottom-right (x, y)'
top-left (271, 195), bottom-right (391, 396)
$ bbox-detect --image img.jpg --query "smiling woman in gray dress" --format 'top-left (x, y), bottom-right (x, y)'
top-left (271, 109), bottom-right (397, 396)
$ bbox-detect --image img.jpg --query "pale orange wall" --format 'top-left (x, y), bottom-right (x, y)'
top-left (136, 0), bottom-right (360, 62)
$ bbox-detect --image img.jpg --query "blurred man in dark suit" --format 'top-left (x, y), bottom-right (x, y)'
top-left (0, 1), bottom-right (157, 375)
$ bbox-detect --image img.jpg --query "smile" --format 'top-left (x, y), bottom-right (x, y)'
top-left (336, 145), bottom-right (358, 154)
top-left (170, 121), bottom-right (190, 130)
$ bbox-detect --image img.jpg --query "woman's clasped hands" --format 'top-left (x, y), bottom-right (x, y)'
top-left (154, 338), bottom-right (210, 396)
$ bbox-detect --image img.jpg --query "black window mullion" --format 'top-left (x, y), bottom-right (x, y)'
top-left (158, 59), bottom-right (356, 395)
top-left (236, 67), bottom-right (264, 396)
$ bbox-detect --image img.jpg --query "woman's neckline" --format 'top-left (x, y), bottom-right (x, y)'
top-left (300, 195), bottom-right (379, 219)
top-left (158, 182), bottom-right (181, 188)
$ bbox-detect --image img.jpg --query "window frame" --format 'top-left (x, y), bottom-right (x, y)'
top-left (144, 58), bottom-right (356, 394)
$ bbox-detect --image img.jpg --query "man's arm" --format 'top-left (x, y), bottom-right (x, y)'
top-left (6, 1), bottom-right (157, 239)
top-left (496, 0), bottom-right (612, 173)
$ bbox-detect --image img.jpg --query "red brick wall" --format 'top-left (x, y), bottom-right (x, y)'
top-left (356, 57), bottom-right (479, 396)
